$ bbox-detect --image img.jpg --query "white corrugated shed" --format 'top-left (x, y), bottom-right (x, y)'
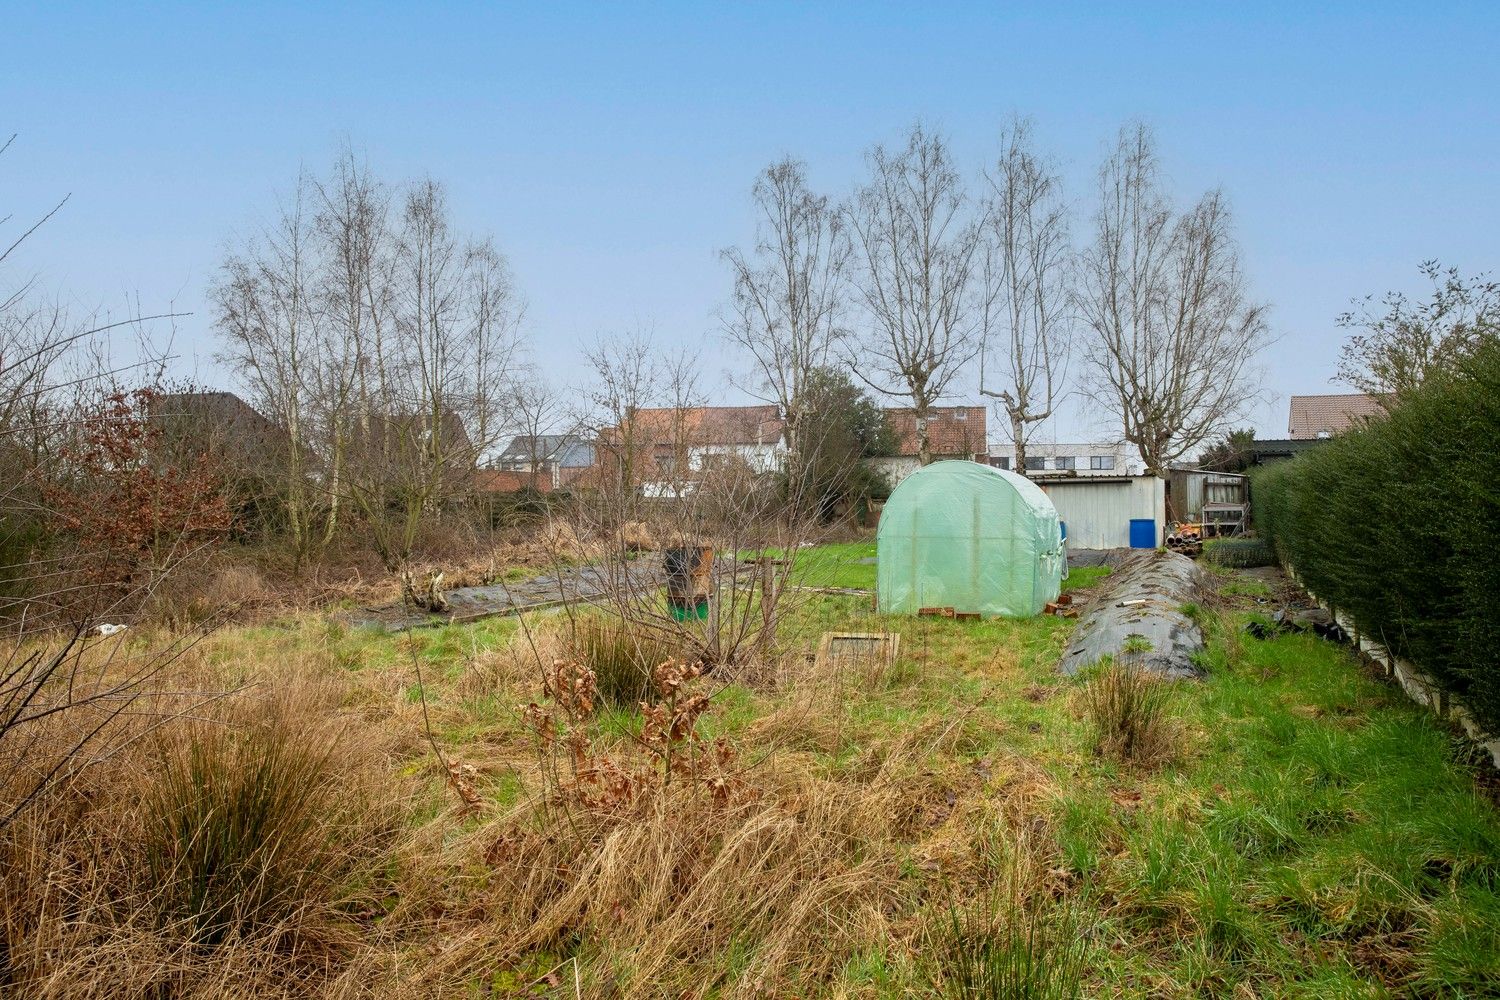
top-left (1035, 476), bottom-right (1166, 550)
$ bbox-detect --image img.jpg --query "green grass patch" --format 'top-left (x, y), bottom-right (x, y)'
top-left (1063, 564), bottom-right (1112, 591)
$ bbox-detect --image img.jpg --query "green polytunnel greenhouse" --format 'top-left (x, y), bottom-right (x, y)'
top-left (877, 461), bottom-right (1065, 619)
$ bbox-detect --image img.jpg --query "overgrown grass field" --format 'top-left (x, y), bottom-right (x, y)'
top-left (4, 544), bottom-right (1497, 997)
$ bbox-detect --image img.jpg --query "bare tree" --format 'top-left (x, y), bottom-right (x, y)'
top-left (213, 174), bottom-right (328, 569)
top-left (1336, 260), bottom-right (1498, 402)
top-left (1076, 123), bottom-right (1268, 477)
top-left (722, 158), bottom-right (850, 472)
top-left (311, 149), bottom-right (393, 546)
top-left (216, 161), bottom-right (525, 572)
top-left (977, 119), bottom-right (1073, 475)
top-left (505, 366), bottom-right (567, 490)
top-left (580, 329), bottom-right (664, 510)
top-left (846, 123), bottom-right (983, 466)
top-left (343, 180), bottom-right (524, 569)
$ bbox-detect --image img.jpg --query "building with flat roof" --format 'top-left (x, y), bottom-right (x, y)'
top-left (987, 440), bottom-right (1137, 477)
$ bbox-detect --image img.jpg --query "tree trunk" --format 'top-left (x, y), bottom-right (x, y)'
top-left (1011, 408), bottom-right (1027, 477)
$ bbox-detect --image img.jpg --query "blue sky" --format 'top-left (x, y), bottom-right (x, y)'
top-left (5, 2), bottom-right (1497, 444)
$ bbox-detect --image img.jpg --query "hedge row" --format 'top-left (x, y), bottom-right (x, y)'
top-left (1252, 341), bottom-right (1500, 734)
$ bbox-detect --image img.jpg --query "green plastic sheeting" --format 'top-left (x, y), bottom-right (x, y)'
top-left (877, 461), bottom-right (1064, 618)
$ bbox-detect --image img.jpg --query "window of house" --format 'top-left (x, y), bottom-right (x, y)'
top-left (1090, 455), bottom-right (1116, 471)
top-left (991, 455), bottom-right (1010, 470)
top-left (954, 409), bottom-right (968, 420)
top-left (1025, 456), bottom-right (1046, 471)
top-left (1055, 456), bottom-right (1076, 471)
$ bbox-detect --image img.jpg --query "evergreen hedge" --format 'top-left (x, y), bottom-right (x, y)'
top-left (1252, 340), bottom-right (1500, 734)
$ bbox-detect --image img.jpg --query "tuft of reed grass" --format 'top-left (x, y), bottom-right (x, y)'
top-left (1, 669), bottom-right (401, 996)
top-left (1081, 658), bottom-right (1177, 766)
top-left (147, 697), bottom-right (343, 944)
top-left (566, 615), bottom-right (682, 706)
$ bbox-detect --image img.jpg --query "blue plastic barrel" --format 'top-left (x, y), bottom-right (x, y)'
top-left (1128, 518), bottom-right (1156, 549)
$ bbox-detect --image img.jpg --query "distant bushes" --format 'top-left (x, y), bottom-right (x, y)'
top-left (1252, 340), bottom-right (1500, 732)
top-left (483, 487), bottom-right (572, 530)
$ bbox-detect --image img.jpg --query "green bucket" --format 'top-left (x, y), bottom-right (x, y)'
top-left (669, 598), bottom-right (709, 622)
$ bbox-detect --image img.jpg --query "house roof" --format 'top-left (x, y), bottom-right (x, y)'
top-left (1287, 393), bottom-right (1385, 439)
top-left (497, 433), bottom-right (594, 467)
top-left (151, 391), bottom-right (288, 457)
top-left (154, 391), bottom-right (277, 431)
top-left (625, 405), bottom-right (785, 448)
top-left (883, 406), bottom-right (987, 458)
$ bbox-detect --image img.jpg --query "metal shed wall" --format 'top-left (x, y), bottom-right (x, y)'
top-left (1037, 477), bottom-right (1166, 550)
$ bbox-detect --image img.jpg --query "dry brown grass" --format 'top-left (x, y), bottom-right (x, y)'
top-left (426, 766), bottom-right (906, 995)
top-left (0, 657), bottom-right (409, 999)
top-left (0, 573), bottom-right (1083, 997)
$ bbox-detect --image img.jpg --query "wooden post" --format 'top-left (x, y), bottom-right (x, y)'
top-left (760, 556), bottom-right (775, 640)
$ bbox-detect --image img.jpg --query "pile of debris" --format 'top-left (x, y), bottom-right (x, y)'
top-left (1244, 606), bottom-right (1349, 644)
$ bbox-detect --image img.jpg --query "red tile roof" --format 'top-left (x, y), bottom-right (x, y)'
top-left (883, 406), bottom-right (987, 457)
top-left (624, 405), bottom-right (785, 447)
top-left (1287, 393), bottom-right (1385, 439)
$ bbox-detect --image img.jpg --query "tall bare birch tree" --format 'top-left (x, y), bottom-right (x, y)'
top-left (216, 160), bottom-right (524, 571)
top-left (722, 158), bottom-right (849, 474)
top-left (344, 180), bottom-right (522, 568)
top-left (847, 124), bottom-right (982, 466)
top-left (311, 150), bottom-right (391, 544)
top-left (977, 119), bottom-right (1072, 475)
top-left (214, 176), bottom-right (327, 569)
top-left (1077, 123), bottom-right (1267, 477)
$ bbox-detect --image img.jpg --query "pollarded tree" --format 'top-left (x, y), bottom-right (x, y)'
top-left (722, 158), bottom-right (850, 476)
top-left (846, 123), bottom-right (983, 466)
top-left (977, 118), bottom-right (1073, 477)
top-left (1076, 123), bottom-right (1268, 478)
